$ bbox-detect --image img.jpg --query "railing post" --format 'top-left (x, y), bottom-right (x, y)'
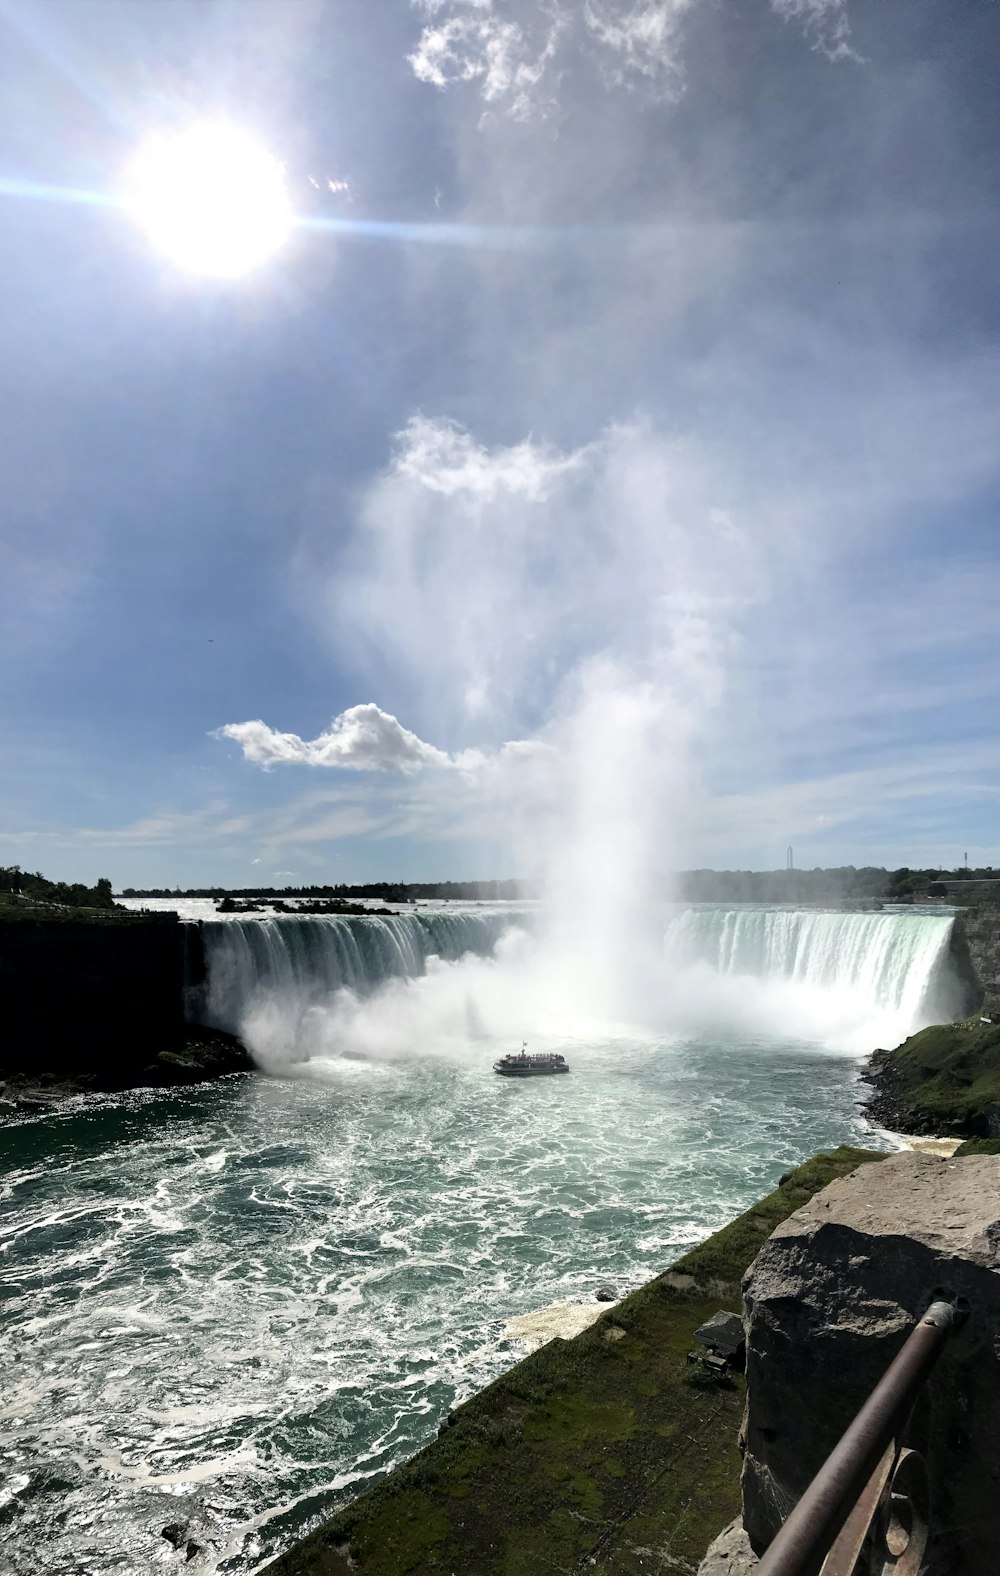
top-left (755, 1298), bottom-right (964, 1576)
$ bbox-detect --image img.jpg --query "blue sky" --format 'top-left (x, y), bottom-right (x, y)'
top-left (1, 0), bottom-right (998, 888)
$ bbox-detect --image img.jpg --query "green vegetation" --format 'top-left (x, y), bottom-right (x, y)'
top-left (265, 1146), bottom-right (884, 1576)
top-left (1, 865), bottom-right (117, 913)
top-left (680, 865), bottom-right (1000, 903)
top-left (881, 1019), bottom-right (1000, 1136)
top-left (121, 880), bottom-right (532, 902)
top-left (954, 1138), bottom-right (1000, 1156)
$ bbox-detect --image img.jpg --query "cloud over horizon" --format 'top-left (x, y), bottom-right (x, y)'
top-left (216, 703), bottom-right (467, 773)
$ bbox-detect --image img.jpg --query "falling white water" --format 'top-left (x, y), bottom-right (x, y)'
top-left (181, 902), bottom-right (970, 1069)
top-left (662, 906), bottom-right (966, 1051)
top-left (194, 909), bottom-right (523, 1069)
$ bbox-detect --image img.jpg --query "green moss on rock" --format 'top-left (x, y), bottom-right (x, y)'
top-left (873, 1019), bottom-right (1000, 1136)
top-left (954, 1137), bottom-right (1000, 1156)
top-left (262, 1146), bottom-right (884, 1576)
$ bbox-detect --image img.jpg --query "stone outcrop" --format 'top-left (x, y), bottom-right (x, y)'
top-left (741, 1150), bottom-right (1000, 1575)
top-left (698, 1517), bottom-right (758, 1573)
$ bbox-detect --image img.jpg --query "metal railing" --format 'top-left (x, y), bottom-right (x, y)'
top-left (757, 1296), bottom-right (967, 1576)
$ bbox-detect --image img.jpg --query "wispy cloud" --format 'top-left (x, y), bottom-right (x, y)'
top-left (408, 0), bottom-right (856, 119)
top-left (585, 1), bottom-right (695, 92)
top-left (770, 0), bottom-right (856, 63)
top-left (408, 0), bottom-right (568, 122)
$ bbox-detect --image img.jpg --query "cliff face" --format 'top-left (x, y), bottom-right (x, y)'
top-left (945, 914), bottom-right (986, 1017)
top-left (0, 914), bottom-right (186, 1080)
top-left (958, 904), bottom-right (1000, 1017)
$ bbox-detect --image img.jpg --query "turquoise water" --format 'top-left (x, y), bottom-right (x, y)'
top-left (0, 1030), bottom-right (890, 1574)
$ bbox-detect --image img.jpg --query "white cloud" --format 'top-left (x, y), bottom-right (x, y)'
top-left (397, 415), bottom-right (583, 499)
top-left (408, 1), bottom-right (567, 122)
top-left (407, 0), bottom-right (854, 118)
top-left (584, 1), bottom-right (695, 92)
top-left (769, 0), bottom-right (856, 62)
top-left (215, 703), bottom-right (459, 773)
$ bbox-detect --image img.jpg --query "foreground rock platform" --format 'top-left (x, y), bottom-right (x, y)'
top-left (742, 1150), bottom-right (1000, 1575)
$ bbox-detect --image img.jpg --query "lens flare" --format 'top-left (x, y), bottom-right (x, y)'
top-left (122, 121), bottom-right (292, 278)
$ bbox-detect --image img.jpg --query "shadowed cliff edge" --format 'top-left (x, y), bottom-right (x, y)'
top-left (261, 1148), bottom-right (884, 1576)
top-left (0, 908), bottom-right (251, 1108)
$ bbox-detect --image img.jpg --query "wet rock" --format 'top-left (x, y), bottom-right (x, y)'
top-left (185, 1541), bottom-right (203, 1561)
top-left (697, 1517), bottom-right (758, 1573)
top-left (156, 1050), bottom-right (204, 1084)
top-left (15, 1096), bottom-right (54, 1112)
top-left (595, 1284), bottom-right (616, 1302)
top-left (742, 1150), bottom-right (1000, 1575)
top-left (162, 1522), bottom-right (189, 1548)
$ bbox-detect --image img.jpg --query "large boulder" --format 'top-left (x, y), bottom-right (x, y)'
top-left (741, 1151), bottom-right (1000, 1575)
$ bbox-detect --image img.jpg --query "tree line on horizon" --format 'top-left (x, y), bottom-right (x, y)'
top-left (119, 879), bottom-right (531, 902)
top-left (117, 866), bottom-right (998, 904)
top-left (676, 866), bottom-right (997, 902)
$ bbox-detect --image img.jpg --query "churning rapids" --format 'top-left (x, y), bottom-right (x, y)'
top-left (1, 902), bottom-right (970, 1574)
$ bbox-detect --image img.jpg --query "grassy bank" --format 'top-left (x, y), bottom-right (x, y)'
top-left (264, 1146), bottom-right (884, 1576)
top-left (0, 893), bottom-right (170, 925)
top-left (865, 1017), bottom-right (1000, 1137)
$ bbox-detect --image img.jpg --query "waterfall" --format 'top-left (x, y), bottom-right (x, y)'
top-left (189, 902), bottom-right (974, 1066)
top-left (193, 909), bottom-right (519, 1039)
top-left (664, 907), bottom-right (970, 1028)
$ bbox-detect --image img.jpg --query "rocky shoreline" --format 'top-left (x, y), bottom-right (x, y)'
top-left (0, 1024), bottom-right (253, 1114)
top-left (861, 1018), bottom-right (1000, 1141)
top-left (859, 1043), bottom-right (939, 1135)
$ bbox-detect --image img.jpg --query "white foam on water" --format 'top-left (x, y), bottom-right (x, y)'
top-left (4, 900), bottom-right (968, 1574)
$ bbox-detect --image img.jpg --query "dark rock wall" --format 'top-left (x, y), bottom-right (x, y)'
top-left (944, 916), bottom-right (986, 1018)
top-left (0, 916), bottom-right (186, 1077)
top-left (958, 906), bottom-right (1000, 1016)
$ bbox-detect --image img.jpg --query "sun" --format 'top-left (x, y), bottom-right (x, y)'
top-left (122, 122), bottom-right (293, 279)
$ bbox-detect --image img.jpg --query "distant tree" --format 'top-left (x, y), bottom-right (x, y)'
top-left (94, 878), bottom-right (115, 908)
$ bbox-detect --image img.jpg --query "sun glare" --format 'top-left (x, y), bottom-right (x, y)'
top-left (123, 122), bottom-right (293, 278)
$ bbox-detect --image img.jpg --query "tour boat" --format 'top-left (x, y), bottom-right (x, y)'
top-left (493, 1043), bottom-right (570, 1077)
